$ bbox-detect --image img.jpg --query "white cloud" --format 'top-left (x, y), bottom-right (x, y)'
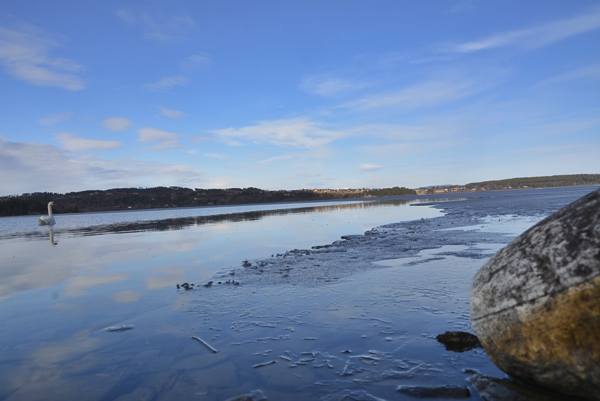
top-left (39, 112), bottom-right (72, 126)
top-left (300, 75), bottom-right (368, 97)
top-left (0, 24), bottom-right (85, 90)
top-left (137, 127), bottom-right (179, 149)
top-left (55, 132), bottom-right (122, 151)
top-left (358, 163), bottom-right (384, 172)
top-left (143, 75), bottom-right (188, 91)
top-left (210, 118), bottom-right (344, 149)
top-left (159, 107), bottom-right (185, 119)
top-left (451, 11), bottom-right (600, 53)
top-left (101, 117), bottom-right (132, 132)
top-left (0, 138), bottom-right (207, 195)
top-left (116, 9), bottom-right (196, 43)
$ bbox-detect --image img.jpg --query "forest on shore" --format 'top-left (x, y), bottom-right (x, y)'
top-left (0, 186), bottom-right (416, 217)
top-left (1, 173), bottom-right (598, 217)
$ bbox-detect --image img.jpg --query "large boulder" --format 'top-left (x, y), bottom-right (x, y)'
top-left (470, 188), bottom-right (600, 400)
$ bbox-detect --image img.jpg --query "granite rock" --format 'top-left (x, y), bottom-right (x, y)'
top-left (470, 188), bottom-right (600, 400)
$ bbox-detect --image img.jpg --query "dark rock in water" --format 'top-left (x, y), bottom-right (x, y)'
top-left (204, 281), bottom-right (213, 288)
top-left (242, 260), bottom-right (251, 267)
top-left (223, 396), bottom-right (253, 401)
top-left (470, 188), bottom-right (600, 400)
top-left (469, 373), bottom-right (568, 401)
top-left (436, 331), bottom-right (482, 352)
top-left (223, 389), bottom-right (266, 401)
top-left (397, 385), bottom-right (471, 398)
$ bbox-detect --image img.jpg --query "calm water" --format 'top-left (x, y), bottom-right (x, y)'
top-left (0, 198), bottom-right (447, 401)
top-left (2, 188), bottom-right (593, 401)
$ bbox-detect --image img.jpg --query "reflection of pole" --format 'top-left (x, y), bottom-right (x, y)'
top-left (49, 228), bottom-right (58, 246)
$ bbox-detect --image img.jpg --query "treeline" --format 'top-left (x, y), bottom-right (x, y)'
top-left (464, 174), bottom-right (600, 191)
top-left (370, 186), bottom-right (416, 196)
top-left (0, 185), bottom-right (414, 217)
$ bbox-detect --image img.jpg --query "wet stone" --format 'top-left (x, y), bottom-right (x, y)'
top-left (436, 331), bottom-right (482, 352)
top-left (397, 384), bottom-right (471, 399)
top-left (223, 396), bottom-right (253, 401)
top-left (470, 188), bottom-right (600, 400)
top-left (468, 374), bottom-right (567, 401)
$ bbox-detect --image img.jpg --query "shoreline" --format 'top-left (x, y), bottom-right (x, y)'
top-left (2, 184), bottom-right (598, 219)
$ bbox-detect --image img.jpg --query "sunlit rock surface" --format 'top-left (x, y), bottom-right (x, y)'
top-left (470, 188), bottom-right (600, 400)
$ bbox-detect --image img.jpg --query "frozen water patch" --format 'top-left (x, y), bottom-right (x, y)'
top-left (437, 214), bottom-right (546, 236)
top-left (373, 243), bottom-right (506, 267)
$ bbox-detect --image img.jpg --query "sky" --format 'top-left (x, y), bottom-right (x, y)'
top-left (0, 0), bottom-right (599, 196)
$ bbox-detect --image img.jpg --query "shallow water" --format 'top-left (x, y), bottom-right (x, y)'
top-left (0, 198), bottom-right (441, 400)
top-left (0, 187), bottom-right (596, 400)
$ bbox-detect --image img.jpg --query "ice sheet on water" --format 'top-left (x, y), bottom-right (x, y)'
top-left (437, 214), bottom-right (546, 236)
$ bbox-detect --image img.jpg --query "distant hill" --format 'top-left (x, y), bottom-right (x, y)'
top-left (465, 174), bottom-right (600, 191)
top-left (417, 174), bottom-right (600, 194)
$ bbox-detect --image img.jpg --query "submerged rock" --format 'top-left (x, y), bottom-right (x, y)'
top-left (397, 384), bottom-right (471, 398)
top-left (469, 374), bottom-right (566, 401)
top-left (223, 389), bottom-right (266, 401)
top-left (470, 188), bottom-right (600, 400)
top-left (436, 331), bottom-right (482, 352)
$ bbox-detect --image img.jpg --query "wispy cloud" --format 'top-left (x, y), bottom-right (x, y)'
top-left (259, 154), bottom-right (294, 164)
top-left (204, 153), bottom-right (227, 159)
top-left (137, 127), bottom-right (179, 149)
top-left (450, 11), bottom-right (600, 53)
top-left (181, 52), bottom-right (212, 72)
top-left (300, 75), bottom-right (369, 97)
top-left (511, 144), bottom-right (586, 154)
top-left (143, 53), bottom-right (210, 92)
top-left (39, 112), bottom-right (72, 126)
top-left (536, 63), bottom-right (600, 86)
top-left (143, 75), bottom-right (188, 91)
top-left (116, 9), bottom-right (196, 43)
top-left (210, 118), bottom-right (344, 149)
top-left (101, 117), bottom-right (132, 132)
top-left (159, 107), bottom-right (185, 119)
top-left (344, 78), bottom-right (484, 111)
top-left (358, 163), bottom-right (383, 172)
top-left (350, 122), bottom-right (458, 141)
top-left (0, 23), bottom-right (85, 90)
top-left (55, 132), bottom-right (122, 151)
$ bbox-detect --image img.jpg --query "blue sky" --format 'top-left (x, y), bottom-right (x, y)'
top-left (0, 1), bottom-right (599, 195)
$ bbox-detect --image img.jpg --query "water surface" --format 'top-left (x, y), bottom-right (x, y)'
top-left (0, 198), bottom-right (442, 400)
top-left (1, 188), bottom-right (594, 400)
